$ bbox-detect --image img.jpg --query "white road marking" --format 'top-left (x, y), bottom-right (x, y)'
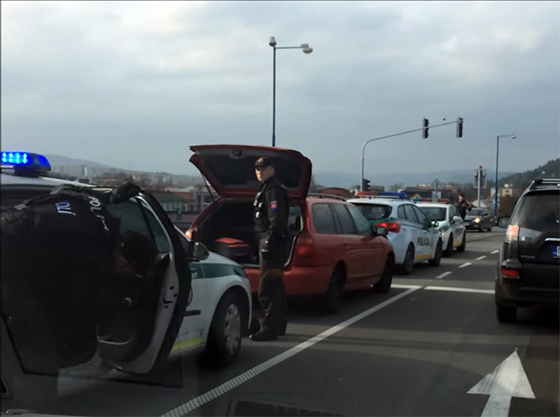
top-left (392, 284), bottom-right (422, 289)
top-left (160, 286), bottom-right (422, 417)
top-left (490, 250), bottom-right (499, 254)
top-left (435, 271), bottom-right (452, 279)
top-left (476, 255), bottom-right (487, 261)
top-left (425, 286), bottom-right (494, 295)
top-left (459, 262), bottom-right (472, 268)
top-left (468, 350), bottom-right (535, 417)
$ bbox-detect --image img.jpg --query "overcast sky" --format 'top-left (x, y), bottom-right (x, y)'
top-left (2, 1), bottom-right (559, 178)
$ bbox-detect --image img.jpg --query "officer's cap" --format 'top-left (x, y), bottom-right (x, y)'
top-left (254, 157), bottom-right (274, 168)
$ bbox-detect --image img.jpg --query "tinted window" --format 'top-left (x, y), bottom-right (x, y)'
top-left (404, 205), bottom-right (420, 224)
top-left (346, 204), bottom-right (373, 236)
top-left (421, 207), bottom-right (447, 221)
top-left (352, 203), bottom-right (392, 221)
top-left (398, 205), bottom-right (406, 219)
top-left (511, 191), bottom-right (559, 231)
top-left (450, 206), bottom-right (458, 219)
top-left (107, 199), bottom-right (171, 253)
top-left (312, 203), bottom-right (337, 234)
top-left (412, 205), bottom-right (431, 227)
top-left (332, 204), bottom-right (357, 234)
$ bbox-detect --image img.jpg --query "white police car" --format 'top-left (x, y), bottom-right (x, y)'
top-left (1, 151), bottom-right (252, 388)
top-left (415, 202), bottom-right (467, 256)
top-left (347, 192), bottom-right (443, 275)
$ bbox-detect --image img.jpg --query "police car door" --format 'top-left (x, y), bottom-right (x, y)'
top-left (411, 204), bottom-right (437, 259)
top-left (403, 204), bottom-right (429, 260)
top-left (99, 192), bottom-right (192, 374)
top-left (449, 205), bottom-right (465, 247)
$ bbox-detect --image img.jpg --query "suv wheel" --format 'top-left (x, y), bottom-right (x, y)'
top-left (496, 305), bottom-right (517, 323)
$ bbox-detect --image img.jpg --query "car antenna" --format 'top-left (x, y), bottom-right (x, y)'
top-left (200, 174), bottom-right (216, 202)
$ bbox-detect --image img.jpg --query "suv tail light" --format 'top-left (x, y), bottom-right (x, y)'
top-left (505, 224), bottom-right (520, 259)
top-left (501, 268), bottom-right (520, 279)
top-left (295, 233), bottom-right (314, 257)
top-left (374, 222), bottom-right (401, 233)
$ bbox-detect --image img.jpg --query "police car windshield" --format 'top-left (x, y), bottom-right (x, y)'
top-left (352, 203), bottom-right (392, 221)
top-left (422, 207), bottom-right (447, 221)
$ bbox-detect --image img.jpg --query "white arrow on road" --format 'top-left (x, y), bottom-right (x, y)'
top-left (468, 350), bottom-right (535, 417)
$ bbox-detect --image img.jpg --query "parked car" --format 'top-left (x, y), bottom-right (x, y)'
top-left (186, 145), bottom-right (395, 313)
top-left (346, 193), bottom-right (443, 275)
top-left (494, 178), bottom-right (560, 323)
top-left (464, 207), bottom-right (493, 232)
top-left (1, 151), bottom-right (253, 412)
top-left (416, 202), bottom-right (467, 256)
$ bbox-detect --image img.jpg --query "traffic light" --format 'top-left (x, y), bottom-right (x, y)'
top-left (362, 178), bottom-right (370, 191)
top-left (456, 117), bottom-right (463, 138)
top-left (422, 118), bottom-right (429, 139)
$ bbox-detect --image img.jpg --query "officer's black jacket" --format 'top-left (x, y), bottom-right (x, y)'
top-left (254, 176), bottom-right (289, 241)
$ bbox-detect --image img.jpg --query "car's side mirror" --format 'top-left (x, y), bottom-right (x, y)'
top-left (497, 216), bottom-right (511, 229)
top-left (187, 241), bottom-right (210, 261)
top-left (372, 225), bottom-right (388, 236)
top-left (452, 215), bottom-right (462, 223)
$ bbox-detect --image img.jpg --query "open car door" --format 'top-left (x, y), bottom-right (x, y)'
top-left (1, 185), bottom-right (196, 413)
top-left (95, 190), bottom-right (193, 374)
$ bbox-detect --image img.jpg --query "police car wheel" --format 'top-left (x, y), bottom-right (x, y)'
top-left (443, 234), bottom-right (453, 257)
top-left (400, 245), bottom-right (415, 275)
top-left (203, 291), bottom-right (245, 368)
top-left (429, 239), bottom-right (443, 267)
top-left (457, 232), bottom-right (466, 252)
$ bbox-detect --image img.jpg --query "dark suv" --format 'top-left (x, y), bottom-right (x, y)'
top-left (495, 178), bottom-right (560, 323)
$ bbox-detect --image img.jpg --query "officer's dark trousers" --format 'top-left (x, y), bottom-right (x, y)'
top-left (258, 238), bottom-right (287, 335)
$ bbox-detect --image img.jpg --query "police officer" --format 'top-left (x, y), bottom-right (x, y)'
top-left (456, 192), bottom-right (473, 220)
top-left (251, 156), bottom-right (289, 342)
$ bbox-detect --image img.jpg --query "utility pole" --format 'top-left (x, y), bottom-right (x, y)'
top-left (474, 166), bottom-right (486, 208)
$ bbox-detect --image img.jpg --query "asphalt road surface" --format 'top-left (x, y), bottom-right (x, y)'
top-left (50, 230), bottom-right (559, 417)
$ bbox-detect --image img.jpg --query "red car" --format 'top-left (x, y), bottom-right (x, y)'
top-left (186, 145), bottom-right (395, 312)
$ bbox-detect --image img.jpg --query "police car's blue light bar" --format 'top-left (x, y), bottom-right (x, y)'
top-left (1, 152), bottom-right (51, 172)
top-left (378, 191), bottom-right (409, 199)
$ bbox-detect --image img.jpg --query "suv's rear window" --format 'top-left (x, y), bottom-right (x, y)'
top-left (511, 191), bottom-right (559, 231)
top-left (352, 203), bottom-right (392, 221)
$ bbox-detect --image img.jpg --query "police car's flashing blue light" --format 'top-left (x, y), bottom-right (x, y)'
top-left (1, 152), bottom-right (51, 172)
top-left (379, 191), bottom-right (409, 199)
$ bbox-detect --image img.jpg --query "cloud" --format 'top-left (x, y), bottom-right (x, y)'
top-left (1, 1), bottom-right (558, 178)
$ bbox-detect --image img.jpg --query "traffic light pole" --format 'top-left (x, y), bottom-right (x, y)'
top-left (477, 166), bottom-right (482, 208)
top-left (360, 119), bottom-right (461, 191)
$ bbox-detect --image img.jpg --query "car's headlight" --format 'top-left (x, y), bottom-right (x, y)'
top-left (474, 218), bottom-right (481, 223)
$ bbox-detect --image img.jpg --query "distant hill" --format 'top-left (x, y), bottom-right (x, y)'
top-left (497, 158), bottom-right (560, 187)
top-left (315, 169), bottom-right (517, 189)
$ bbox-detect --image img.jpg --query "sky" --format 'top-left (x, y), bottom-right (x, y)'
top-left (2, 1), bottom-right (559, 179)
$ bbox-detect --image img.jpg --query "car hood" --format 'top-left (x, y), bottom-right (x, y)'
top-left (189, 144), bottom-right (312, 201)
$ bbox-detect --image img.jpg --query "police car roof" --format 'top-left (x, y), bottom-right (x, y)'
top-left (415, 202), bottom-right (450, 208)
top-left (1, 172), bottom-right (94, 188)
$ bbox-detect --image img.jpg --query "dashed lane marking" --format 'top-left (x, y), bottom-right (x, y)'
top-left (435, 271), bottom-right (452, 280)
top-left (475, 255), bottom-right (487, 261)
top-left (490, 250), bottom-right (499, 254)
top-left (458, 262), bottom-right (472, 268)
top-left (425, 286), bottom-right (494, 295)
top-left (160, 286), bottom-right (422, 417)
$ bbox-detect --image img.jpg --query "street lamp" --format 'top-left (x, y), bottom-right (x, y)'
top-left (494, 133), bottom-right (516, 217)
top-left (269, 36), bottom-right (313, 147)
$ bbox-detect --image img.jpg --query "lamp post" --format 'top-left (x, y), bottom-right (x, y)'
top-left (269, 36), bottom-right (313, 147)
top-left (494, 133), bottom-right (516, 217)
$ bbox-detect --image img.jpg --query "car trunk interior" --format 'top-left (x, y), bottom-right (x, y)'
top-left (196, 200), bottom-right (303, 267)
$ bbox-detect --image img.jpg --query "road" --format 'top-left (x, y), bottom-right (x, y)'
top-left (51, 230), bottom-right (559, 417)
